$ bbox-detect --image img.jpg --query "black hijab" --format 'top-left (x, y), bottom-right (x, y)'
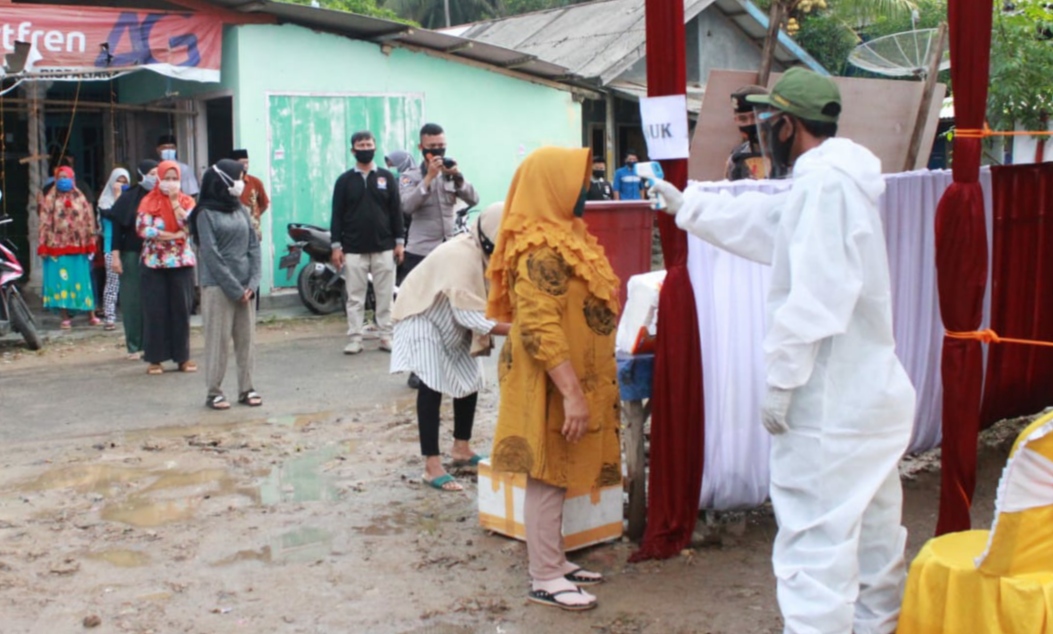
top-left (191, 159), bottom-right (246, 240)
top-left (106, 159), bottom-right (158, 225)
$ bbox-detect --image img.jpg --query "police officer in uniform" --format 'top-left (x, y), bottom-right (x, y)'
top-left (725, 85), bottom-right (771, 181)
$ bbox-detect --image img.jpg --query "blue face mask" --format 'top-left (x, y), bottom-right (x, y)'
top-left (56, 177), bottom-right (74, 193)
top-left (160, 149), bottom-right (177, 161)
top-left (120, 184), bottom-right (130, 191)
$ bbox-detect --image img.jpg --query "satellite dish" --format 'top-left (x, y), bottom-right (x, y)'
top-left (847, 28), bottom-right (950, 78)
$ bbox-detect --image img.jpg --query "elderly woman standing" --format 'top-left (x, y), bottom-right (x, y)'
top-left (97, 167), bottom-right (130, 331)
top-left (391, 203), bottom-right (510, 491)
top-left (137, 160), bottom-right (197, 375)
top-left (194, 160), bottom-right (262, 410)
top-left (487, 147), bottom-right (621, 611)
top-left (38, 165), bottom-right (100, 329)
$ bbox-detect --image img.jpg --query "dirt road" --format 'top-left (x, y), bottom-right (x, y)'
top-left (0, 319), bottom-right (1018, 633)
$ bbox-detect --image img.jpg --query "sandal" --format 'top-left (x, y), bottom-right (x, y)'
top-left (146, 364), bottom-right (164, 375)
top-left (450, 454), bottom-right (487, 469)
top-left (104, 321), bottom-right (116, 331)
top-left (88, 315), bottom-right (102, 326)
top-left (564, 568), bottom-right (604, 586)
top-left (527, 588), bottom-right (597, 612)
top-left (179, 361), bottom-right (198, 373)
top-left (422, 473), bottom-right (463, 492)
top-left (238, 390), bottom-right (263, 407)
top-left (206, 394), bottom-right (230, 410)
top-left (60, 320), bottom-right (72, 330)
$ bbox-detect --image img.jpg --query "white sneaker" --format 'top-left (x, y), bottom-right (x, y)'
top-left (344, 340), bottom-right (363, 355)
top-left (378, 339), bottom-right (392, 352)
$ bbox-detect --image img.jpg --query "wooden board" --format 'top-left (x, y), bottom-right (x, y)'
top-left (689, 70), bottom-right (947, 181)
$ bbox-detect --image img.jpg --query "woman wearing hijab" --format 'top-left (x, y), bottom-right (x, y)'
top-left (38, 165), bottom-right (100, 329)
top-left (194, 159), bottom-right (262, 410)
top-left (109, 160), bottom-right (157, 358)
top-left (385, 150), bottom-right (415, 177)
top-left (391, 202), bottom-right (511, 491)
top-left (97, 167), bottom-right (130, 331)
top-left (487, 147), bottom-right (621, 611)
top-left (136, 160), bottom-right (197, 375)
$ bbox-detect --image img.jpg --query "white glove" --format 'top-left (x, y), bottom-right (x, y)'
top-left (761, 386), bottom-right (793, 436)
top-left (647, 179), bottom-right (684, 215)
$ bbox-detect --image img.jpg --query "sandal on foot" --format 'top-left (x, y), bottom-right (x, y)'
top-left (104, 322), bottom-right (116, 331)
top-left (564, 568), bottom-right (604, 586)
top-left (450, 454), bottom-right (487, 468)
top-left (146, 364), bottom-right (164, 375)
top-left (206, 394), bottom-right (231, 410)
top-left (422, 473), bottom-right (463, 492)
top-left (60, 320), bottom-right (72, 330)
top-left (238, 390), bottom-right (263, 407)
top-left (527, 588), bottom-right (597, 612)
top-left (179, 361), bottom-right (198, 373)
top-left (88, 316), bottom-right (102, 326)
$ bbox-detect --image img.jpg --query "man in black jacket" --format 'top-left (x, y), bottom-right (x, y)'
top-left (330, 131), bottom-right (405, 355)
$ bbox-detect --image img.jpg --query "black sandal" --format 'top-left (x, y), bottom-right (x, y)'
top-left (564, 568), bottom-right (604, 586)
top-left (238, 390), bottom-right (262, 407)
top-left (206, 394), bottom-right (230, 410)
top-left (527, 588), bottom-right (597, 611)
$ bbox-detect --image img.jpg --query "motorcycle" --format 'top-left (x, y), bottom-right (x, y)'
top-left (279, 223), bottom-right (377, 315)
top-left (0, 215), bottom-right (43, 350)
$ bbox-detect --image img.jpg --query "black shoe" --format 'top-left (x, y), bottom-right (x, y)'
top-left (408, 373), bottom-right (421, 389)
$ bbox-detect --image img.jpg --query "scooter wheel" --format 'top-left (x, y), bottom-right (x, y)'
top-left (8, 289), bottom-right (43, 350)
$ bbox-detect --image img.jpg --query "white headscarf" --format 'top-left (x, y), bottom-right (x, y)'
top-left (97, 167), bottom-right (130, 211)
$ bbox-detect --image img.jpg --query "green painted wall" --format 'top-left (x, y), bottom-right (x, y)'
top-left (231, 23), bottom-right (582, 292)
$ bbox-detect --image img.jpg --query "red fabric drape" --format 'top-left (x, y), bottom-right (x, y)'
top-left (934, 0), bottom-right (993, 535)
top-left (979, 163), bottom-right (1053, 424)
top-left (630, 0), bottom-right (705, 561)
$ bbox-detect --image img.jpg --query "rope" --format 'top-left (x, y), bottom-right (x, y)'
top-left (56, 79), bottom-right (81, 166)
top-left (954, 125), bottom-right (1053, 139)
top-left (946, 329), bottom-right (1053, 348)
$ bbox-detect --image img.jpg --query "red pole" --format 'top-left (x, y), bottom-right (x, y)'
top-left (631, 0), bottom-right (706, 561)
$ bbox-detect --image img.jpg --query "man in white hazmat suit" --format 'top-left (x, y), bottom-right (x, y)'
top-left (650, 68), bottom-right (916, 634)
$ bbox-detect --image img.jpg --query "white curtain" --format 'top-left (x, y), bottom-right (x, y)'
top-left (686, 169), bottom-right (994, 510)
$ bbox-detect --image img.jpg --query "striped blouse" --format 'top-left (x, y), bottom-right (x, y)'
top-left (390, 295), bottom-right (496, 398)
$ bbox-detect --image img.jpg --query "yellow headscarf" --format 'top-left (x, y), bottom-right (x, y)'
top-left (486, 147), bottom-right (620, 322)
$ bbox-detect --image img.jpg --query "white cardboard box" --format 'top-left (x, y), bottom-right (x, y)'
top-left (477, 459), bottom-right (623, 551)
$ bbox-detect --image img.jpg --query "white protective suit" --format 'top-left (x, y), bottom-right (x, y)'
top-left (675, 138), bottom-right (916, 634)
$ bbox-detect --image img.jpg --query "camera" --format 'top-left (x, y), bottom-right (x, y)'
top-left (442, 157), bottom-right (457, 169)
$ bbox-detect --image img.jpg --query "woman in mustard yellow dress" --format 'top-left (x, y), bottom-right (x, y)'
top-left (487, 147), bottom-right (621, 611)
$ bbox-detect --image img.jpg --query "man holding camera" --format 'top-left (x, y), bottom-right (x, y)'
top-left (398, 123), bottom-right (480, 283)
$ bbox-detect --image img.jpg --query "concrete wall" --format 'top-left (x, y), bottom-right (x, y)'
top-left (232, 23), bottom-right (582, 293)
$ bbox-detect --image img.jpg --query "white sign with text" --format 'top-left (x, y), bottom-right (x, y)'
top-left (639, 95), bottom-right (690, 160)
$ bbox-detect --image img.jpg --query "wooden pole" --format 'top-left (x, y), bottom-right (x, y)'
top-left (624, 400), bottom-right (650, 540)
top-left (903, 22), bottom-right (948, 172)
top-left (0, 97), bottom-right (196, 116)
top-left (757, 1), bottom-right (786, 86)
top-left (605, 93), bottom-right (616, 179)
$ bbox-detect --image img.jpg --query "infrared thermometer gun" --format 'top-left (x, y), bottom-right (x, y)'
top-left (635, 161), bottom-right (666, 209)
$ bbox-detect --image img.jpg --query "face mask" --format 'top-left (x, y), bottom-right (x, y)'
top-left (592, 170), bottom-right (605, 179)
top-left (121, 184), bottom-right (130, 192)
top-left (160, 149), bottom-right (177, 161)
top-left (141, 175), bottom-right (158, 191)
top-left (758, 113), bottom-right (795, 179)
top-left (626, 160), bottom-right (637, 168)
top-left (354, 149), bottom-right (376, 165)
top-left (212, 165), bottom-right (244, 198)
top-left (739, 125), bottom-right (760, 145)
top-left (56, 177), bottom-right (74, 193)
top-left (230, 180), bottom-right (246, 198)
top-left (573, 188), bottom-right (587, 218)
top-left (422, 147), bottom-right (446, 160)
top-left (159, 181), bottom-right (180, 196)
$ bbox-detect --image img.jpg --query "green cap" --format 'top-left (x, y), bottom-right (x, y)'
top-left (746, 67), bottom-right (842, 123)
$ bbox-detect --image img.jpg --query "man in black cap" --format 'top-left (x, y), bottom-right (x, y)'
top-left (231, 149), bottom-right (270, 241)
top-left (156, 134), bottom-right (200, 196)
top-left (725, 85), bottom-right (770, 181)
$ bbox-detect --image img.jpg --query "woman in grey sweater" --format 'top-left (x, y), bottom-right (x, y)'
top-left (193, 159), bottom-right (262, 409)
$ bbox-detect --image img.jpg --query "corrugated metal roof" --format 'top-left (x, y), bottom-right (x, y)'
top-left (452, 0), bottom-right (827, 85)
top-left (609, 79), bottom-right (706, 114)
top-left (209, 0), bottom-right (577, 82)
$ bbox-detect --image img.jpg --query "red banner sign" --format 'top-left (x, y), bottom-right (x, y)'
top-left (0, 5), bottom-right (222, 83)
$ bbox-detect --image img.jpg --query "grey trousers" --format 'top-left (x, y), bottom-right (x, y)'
top-left (202, 286), bottom-right (256, 398)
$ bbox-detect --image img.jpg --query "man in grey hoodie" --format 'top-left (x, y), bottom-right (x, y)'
top-left (650, 68), bottom-right (916, 634)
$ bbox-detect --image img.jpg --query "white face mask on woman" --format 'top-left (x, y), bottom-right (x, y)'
top-left (213, 164), bottom-right (245, 198)
top-left (159, 181), bottom-right (180, 196)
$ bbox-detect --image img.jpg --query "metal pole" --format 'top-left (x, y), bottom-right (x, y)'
top-left (444, 0), bottom-right (451, 28)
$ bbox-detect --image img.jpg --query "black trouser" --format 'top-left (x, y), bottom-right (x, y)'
top-left (417, 383), bottom-right (478, 457)
top-left (397, 251), bottom-right (426, 286)
top-left (141, 266), bottom-right (195, 365)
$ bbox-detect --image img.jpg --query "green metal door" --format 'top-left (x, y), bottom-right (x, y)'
top-left (268, 94), bottom-right (423, 287)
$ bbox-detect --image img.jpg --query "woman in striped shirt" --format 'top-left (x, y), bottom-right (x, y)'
top-left (391, 203), bottom-right (510, 492)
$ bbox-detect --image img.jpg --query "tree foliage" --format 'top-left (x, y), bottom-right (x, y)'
top-left (280, 0), bottom-right (404, 22)
top-left (989, 0), bottom-right (1053, 130)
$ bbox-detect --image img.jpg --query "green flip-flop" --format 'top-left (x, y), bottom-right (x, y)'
top-left (422, 473), bottom-right (463, 492)
top-left (450, 454), bottom-right (487, 468)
